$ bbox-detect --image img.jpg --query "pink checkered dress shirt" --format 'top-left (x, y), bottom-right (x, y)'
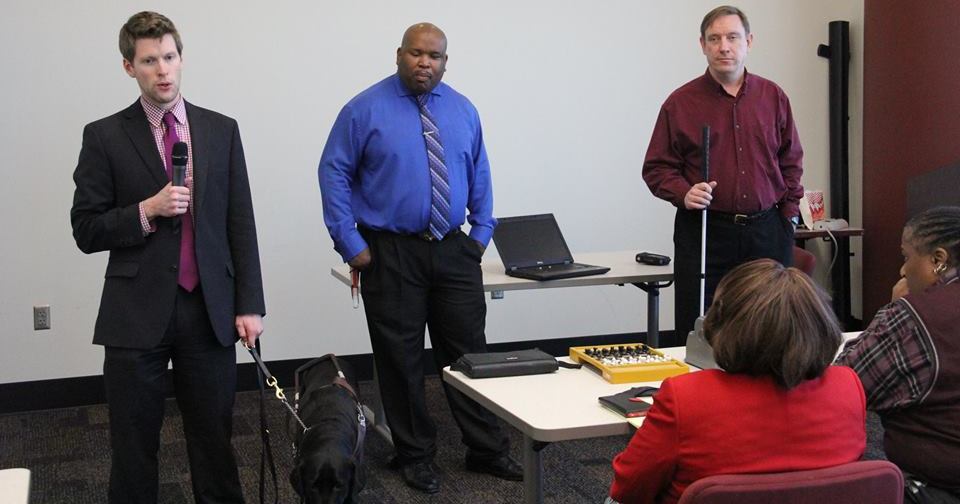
top-left (137, 95), bottom-right (193, 233)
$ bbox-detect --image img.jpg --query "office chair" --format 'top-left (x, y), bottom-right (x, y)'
top-left (677, 460), bottom-right (903, 504)
top-left (793, 245), bottom-right (816, 276)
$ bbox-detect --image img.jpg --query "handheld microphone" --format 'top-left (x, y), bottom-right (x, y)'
top-left (172, 142), bottom-right (188, 186)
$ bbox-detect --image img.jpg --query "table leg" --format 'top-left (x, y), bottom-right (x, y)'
top-left (365, 358), bottom-right (394, 446)
top-left (523, 436), bottom-right (548, 504)
top-left (646, 284), bottom-right (659, 347)
top-left (634, 282), bottom-right (670, 348)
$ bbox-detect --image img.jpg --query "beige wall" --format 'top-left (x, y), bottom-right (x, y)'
top-left (0, 0), bottom-right (865, 384)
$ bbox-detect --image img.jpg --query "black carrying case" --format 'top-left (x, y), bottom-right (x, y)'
top-left (452, 349), bottom-right (560, 378)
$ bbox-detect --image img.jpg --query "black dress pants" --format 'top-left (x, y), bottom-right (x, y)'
top-left (359, 228), bottom-right (509, 465)
top-left (670, 207), bottom-right (794, 347)
top-left (904, 472), bottom-right (960, 504)
top-left (103, 287), bottom-right (242, 504)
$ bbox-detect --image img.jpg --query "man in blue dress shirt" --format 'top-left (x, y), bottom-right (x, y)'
top-left (318, 22), bottom-right (521, 494)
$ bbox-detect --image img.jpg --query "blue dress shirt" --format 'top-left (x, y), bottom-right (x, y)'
top-left (319, 74), bottom-right (496, 262)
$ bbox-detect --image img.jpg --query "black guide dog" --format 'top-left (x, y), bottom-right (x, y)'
top-left (290, 354), bottom-right (366, 504)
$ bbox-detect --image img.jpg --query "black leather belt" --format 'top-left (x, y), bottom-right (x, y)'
top-left (414, 228), bottom-right (460, 242)
top-left (359, 226), bottom-right (460, 242)
top-left (708, 207), bottom-right (775, 226)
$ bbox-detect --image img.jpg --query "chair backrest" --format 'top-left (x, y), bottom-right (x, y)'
top-left (677, 460), bottom-right (903, 504)
top-left (793, 245), bottom-right (817, 276)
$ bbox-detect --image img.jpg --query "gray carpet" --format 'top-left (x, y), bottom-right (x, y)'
top-left (0, 376), bottom-right (886, 503)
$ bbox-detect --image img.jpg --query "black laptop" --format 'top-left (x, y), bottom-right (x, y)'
top-left (493, 214), bottom-right (610, 281)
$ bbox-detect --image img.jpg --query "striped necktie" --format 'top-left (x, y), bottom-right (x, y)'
top-left (416, 94), bottom-right (450, 240)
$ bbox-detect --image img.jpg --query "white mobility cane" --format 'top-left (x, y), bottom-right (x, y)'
top-left (698, 125), bottom-right (709, 317)
top-left (684, 125), bottom-right (719, 369)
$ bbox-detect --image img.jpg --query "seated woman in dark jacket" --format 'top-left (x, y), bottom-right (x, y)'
top-left (609, 259), bottom-right (866, 504)
top-left (837, 206), bottom-right (960, 501)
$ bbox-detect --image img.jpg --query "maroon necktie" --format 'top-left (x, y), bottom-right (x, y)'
top-left (163, 112), bottom-right (199, 291)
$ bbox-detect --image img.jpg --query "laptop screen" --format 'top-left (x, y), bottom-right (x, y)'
top-left (493, 214), bottom-right (575, 269)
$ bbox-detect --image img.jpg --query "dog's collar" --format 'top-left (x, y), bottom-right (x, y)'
top-left (332, 376), bottom-right (360, 403)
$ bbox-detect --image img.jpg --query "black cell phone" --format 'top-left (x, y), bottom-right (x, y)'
top-left (636, 252), bottom-right (671, 266)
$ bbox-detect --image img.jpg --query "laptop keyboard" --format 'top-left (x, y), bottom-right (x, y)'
top-left (537, 263), bottom-right (584, 272)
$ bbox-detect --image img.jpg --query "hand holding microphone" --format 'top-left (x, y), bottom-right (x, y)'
top-left (170, 181), bottom-right (191, 215)
top-left (142, 142), bottom-right (191, 219)
top-left (172, 141), bottom-right (187, 187)
top-left (167, 141), bottom-right (190, 216)
top-left (170, 142), bottom-right (190, 217)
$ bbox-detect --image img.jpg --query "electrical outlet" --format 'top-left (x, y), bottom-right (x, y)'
top-left (34, 305), bottom-right (51, 330)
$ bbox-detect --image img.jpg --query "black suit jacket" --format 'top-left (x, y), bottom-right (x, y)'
top-left (71, 100), bottom-right (265, 349)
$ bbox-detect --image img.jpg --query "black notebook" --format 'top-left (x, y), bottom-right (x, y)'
top-left (493, 214), bottom-right (610, 281)
top-left (598, 387), bottom-right (658, 418)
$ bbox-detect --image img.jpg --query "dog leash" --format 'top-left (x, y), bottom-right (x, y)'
top-left (246, 341), bottom-right (308, 431)
top-left (245, 340), bottom-right (298, 504)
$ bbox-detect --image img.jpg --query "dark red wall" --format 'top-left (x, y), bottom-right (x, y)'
top-left (862, 0), bottom-right (960, 317)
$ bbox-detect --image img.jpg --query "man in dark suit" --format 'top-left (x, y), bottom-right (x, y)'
top-left (70, 11), bottom-right (264, 504)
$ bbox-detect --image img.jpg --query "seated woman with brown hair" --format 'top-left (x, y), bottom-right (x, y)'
top-left (837, 205), bottom-right (960, 502)
top-left (609, 259), bottom-right (866, 504)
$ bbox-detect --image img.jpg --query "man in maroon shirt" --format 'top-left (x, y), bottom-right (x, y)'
top-left (642, 5), bottom-right (804, 345)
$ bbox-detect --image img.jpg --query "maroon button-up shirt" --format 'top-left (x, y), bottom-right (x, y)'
top-left (642, 70), bottom-right (804, 218)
